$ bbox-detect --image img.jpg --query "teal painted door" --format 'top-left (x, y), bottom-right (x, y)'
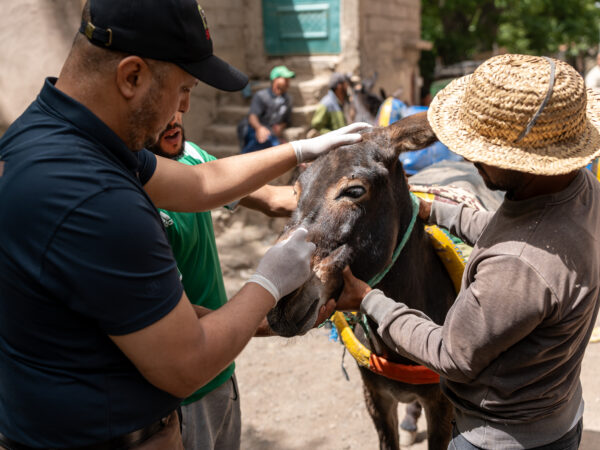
top-left (262, 0), bottom-right (340, 55)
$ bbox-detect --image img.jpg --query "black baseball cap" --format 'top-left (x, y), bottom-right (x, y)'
top-left (79, 0), bottom-right (248, 92)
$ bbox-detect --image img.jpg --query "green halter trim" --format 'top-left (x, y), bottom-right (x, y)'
top-left (367, 192), bottom-right (420, 287)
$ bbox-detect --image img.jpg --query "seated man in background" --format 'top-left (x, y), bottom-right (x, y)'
top-left (310, 72), bottom-right (350, 135)
top-left (239, 65), bottom-right (295, 154)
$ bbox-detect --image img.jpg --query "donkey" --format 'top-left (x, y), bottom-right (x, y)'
top-left (348, 72), bottom-right (385, 124)
top-left (267, 112), bottom-right (457, 449)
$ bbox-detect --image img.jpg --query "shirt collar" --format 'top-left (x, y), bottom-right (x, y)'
top-left (37, 77), bottom-right (140, 172)
top-left (500, 169), bottom-right (587, 213)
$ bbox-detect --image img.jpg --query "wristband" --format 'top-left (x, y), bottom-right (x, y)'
top-left (247, 274), bottom-right (279, 306)
top-left (290, 140), bottom-right (304, 164)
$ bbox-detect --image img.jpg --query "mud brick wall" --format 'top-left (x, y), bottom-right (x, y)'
top-left (358, 0), bottom-right (422, 103)
top-left (0, 1), bottom-right (424, 140)
top-left (0, 0), bottom-right (82, 134)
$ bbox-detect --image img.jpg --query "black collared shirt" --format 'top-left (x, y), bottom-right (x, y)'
top-left (0, 78), bottom-right (183, 446)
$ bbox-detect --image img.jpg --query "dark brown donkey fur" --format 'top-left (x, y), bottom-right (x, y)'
top-left (267, 112), bottom-right (456, 449)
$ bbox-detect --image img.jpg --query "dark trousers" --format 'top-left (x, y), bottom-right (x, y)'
top-left (241, 127), bottom-right (281, 154)
top-left (448, 418), bottom-right (583, 450)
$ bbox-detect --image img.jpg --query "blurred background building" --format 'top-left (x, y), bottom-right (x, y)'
top-left (0, 0), bottom-right (429, 157)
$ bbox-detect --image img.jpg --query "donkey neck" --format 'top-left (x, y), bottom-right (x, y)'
top-left (374, 217), bottom-right (456, 324)
top-left (361, 220), bottom-right (455, 363)
top-left (368, 193), bottom-right (420, 287)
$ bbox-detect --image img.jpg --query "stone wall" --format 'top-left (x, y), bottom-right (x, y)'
top-left (358, 0), bottom-right (423, 104)
top-left (0, 1), bottom-right (424, 140)
top-left (0, 0), bottom-right (82, 134)
top-left (184, 0), bottom-right (250, 145)
top-left (0, 1), bottom-right (248, 142)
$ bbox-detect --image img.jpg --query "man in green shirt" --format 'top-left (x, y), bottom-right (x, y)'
top-left (148, 111), bottom-right (303, 449)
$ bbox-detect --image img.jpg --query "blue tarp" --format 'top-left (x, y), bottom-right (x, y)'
top-left (376, 101), bottom-right (462, 175)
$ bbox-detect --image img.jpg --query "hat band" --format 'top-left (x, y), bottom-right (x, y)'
top-left (514, 57), bottom-right (556, 143)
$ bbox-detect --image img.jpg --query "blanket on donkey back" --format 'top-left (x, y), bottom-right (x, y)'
top-left (408, 160), bottom-right (504, 212)
top-left (408, 159), bottom-right (504, 259)
top-left (409, 180), bottom-right (488, 261)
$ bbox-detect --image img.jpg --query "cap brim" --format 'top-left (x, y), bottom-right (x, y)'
top-left (179, 55), bottom-right (248, 92)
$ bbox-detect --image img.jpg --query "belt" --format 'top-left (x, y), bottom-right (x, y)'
top-left (0, 413), bottom-right (171, 450)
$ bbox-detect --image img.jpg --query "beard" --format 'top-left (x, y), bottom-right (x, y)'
top-left (474, 163), bottom-right (519, 197)
top-left (147, 124), bottom-right (186, 160)
top-left (127, 79), bottom-right (168, 151)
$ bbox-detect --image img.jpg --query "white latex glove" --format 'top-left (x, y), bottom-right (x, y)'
top-left (247, 227), bottom-right (316, 305)
top-left (291, 122), bottom-right (372, 163)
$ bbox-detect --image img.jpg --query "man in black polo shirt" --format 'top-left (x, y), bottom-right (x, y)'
top-left (0, 1), bottom-right (368, 448)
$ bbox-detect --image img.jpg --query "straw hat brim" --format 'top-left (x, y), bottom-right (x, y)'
top-left (427, 75), bottom-right (600, 175)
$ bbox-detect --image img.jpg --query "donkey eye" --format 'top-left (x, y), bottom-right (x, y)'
top-left (338, 186), bottom-right (366, 199)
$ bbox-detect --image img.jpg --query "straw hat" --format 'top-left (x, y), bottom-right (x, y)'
top-left (428, 54), bottom-right (600, 175)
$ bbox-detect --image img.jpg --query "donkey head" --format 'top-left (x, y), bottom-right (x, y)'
top-left (267, 112), bottom-right (437, 337)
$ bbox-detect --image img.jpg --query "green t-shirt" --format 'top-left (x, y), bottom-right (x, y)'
top-left (159, 141), bottom-right (234, 405)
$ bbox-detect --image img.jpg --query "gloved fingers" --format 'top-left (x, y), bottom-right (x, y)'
top-left (291, 122), bottom-right (372, 163)
top-left (329, 132), bottom-right (363, 148)
top-left (281, 226), bottom-right (308, 243)
top-left (328, 122), bottom-right (373, 136)
top-left (281, 227), bottom-right (315, 259)
top-left (249, 226), bottom-right (315, 304)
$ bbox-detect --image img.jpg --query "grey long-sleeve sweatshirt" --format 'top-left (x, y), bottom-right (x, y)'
top-left (361, 169), bottom-right (600, 449)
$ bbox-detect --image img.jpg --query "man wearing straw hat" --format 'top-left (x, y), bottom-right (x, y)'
top-left (336, 54), bottom-right (600, 449)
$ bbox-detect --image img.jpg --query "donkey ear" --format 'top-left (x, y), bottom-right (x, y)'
top-left (387, 111), bottom-right (438, 157)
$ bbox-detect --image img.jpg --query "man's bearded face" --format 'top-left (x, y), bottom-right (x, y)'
top-left (148, 114), bottom-right (186, 160)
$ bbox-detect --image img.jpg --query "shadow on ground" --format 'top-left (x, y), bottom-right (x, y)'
top-left (242, 425), bottom-right (328, 450)
top-left (581, 428), bottom-right (600, 449)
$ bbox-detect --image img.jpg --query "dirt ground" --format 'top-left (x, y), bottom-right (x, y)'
top-left (213, 208), bottom-right (600, 450)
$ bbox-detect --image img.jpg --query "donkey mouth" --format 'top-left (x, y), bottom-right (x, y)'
top-left (266, 243), bottom-right (353, 337)
top-left (267, 297), bottom-right (319, 337)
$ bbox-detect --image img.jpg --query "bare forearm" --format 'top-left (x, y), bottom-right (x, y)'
top-left (189, 284), bottom-right (276, 383)
top-left (193, 299), bottom-right (274, 336)
top-left (147, 146), bottom-right (297, 212)
top-left (239, 185), bottom-right (296, 217)
top-left (146, 122), bottom-right (368, 212)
